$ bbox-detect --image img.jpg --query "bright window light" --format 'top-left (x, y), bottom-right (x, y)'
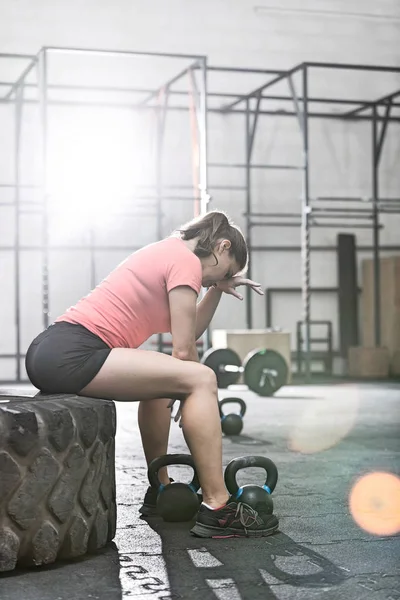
top-left (46, 109), bottom-right (153, 232)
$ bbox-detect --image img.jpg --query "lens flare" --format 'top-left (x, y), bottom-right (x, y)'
top-left (349, 472), bottom-right (400, 536)
top-left (288, 387), bottom-right (360, 454)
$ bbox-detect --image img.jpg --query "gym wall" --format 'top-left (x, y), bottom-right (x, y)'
top-left (0, 0), bottom-right (399, 380)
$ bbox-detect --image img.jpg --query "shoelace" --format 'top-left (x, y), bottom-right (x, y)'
top-left (235, 502), bottom-right (260, 530)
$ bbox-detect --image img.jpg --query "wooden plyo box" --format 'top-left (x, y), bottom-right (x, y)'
top-left (390, 350), bottom-right (400, 376)
top-left (361, 256), bottom-right (400, 356)
top-left (211, 329), bottom-right (291, 384)
top-left (348, 346), bottom-right (390, 378)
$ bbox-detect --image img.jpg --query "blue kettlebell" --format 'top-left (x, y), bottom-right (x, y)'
top-left (224, 455), bottom-right (278, 513)
top-left (148, 454), bottom-right (200, 522)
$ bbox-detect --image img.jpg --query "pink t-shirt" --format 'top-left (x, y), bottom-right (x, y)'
top-left (55, 237), bottom-right (203, 349)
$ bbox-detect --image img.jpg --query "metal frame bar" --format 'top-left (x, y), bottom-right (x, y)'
top-left (155, 86), bottom-right (171, 241)
top-left (287, 75), bottom-right (304, 136)
top-left (208, 162), bottom-right (304, 170)
top-left (138, 59), bottom-right (202, 107)
top-left (344, 89), bottom-right (400, 117)
top-left (0, 53), bottom-right (36, 59)
top-left (198, 57), bottom-right (212, 350)
top-left (37, 48), bottom-right (50, 331)
top-left (207, 66), bottom-right (283, 75)
top-left (3, 78), bottom-right (400, 109)
top-left (220, 64), bottom-right (304, 111)
top-left (247, 211), bottom-right (374, 220)
top-left (2, 95), bottom-right (400, 122)
top-left (248, 93), bottom-right (263, 159)
top-left (372, 106), bottom-right (381, 346)
top-left (187, 68), bottom-right (201, 219)
top-left (245, 100), bottom-right (252, 329)
top-left (44, 46), bottom-right (205, 60)
top-left (0, 197), bottom-right (200, 207)
top-left (88, 228), bottom-right (96, 289)
top-left (304, 61), bottom-right (400, 73)
top-left (0, 53), bottom-right (36, 103)
top-left (223, 93), bottom-right (400, 108)
top-left (224, 109), bottom-right (400, 122)
top-left (310, 207), bottom-right (374, 214)
top-left (188, 68), bottom-right (201, 128)
top-left (376, 100), bottom-right (393, 164)
top-left (2, 243), bottom-right (398, 253)
top-left (14, 82), bottom-right (24, 381)
top-left (300, 65), bottom-right (312, 381)
top-left (243, 87), bottom-right (273, 329)
top-left (198, 57), bottom-right (209, 217)
top-left (316, 195), bottom-right (400, 202)
top-left (154, 85), bottom-right (171, 353)
top-left (3, 57), bottom-right (38, 100)
top-left (250, 221), bottom-right (382, 229)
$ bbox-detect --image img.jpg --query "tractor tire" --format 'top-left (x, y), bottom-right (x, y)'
top-left (0, 393), bottom-right (117, 572)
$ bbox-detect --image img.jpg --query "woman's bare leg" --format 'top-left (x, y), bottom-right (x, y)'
top-left (80, 348), bottom-right (229, 507)
top-left (138, 398), bottom-right (171, 486)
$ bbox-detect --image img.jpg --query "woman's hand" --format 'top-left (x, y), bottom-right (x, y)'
top-left (167, 399), bottom-right (183, 428)
top-left (216, 276), bottom-right (264, 301)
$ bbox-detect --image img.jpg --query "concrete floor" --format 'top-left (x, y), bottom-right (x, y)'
top-left (0, 382), bottom-right (399, 600)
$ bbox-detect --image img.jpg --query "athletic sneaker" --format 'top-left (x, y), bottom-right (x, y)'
top-left (190, 499), bottom-right (279, 538)
top-left (139, 481), bottom-right (203, 517)
top-left (139, 484), bottom-right (162, 516)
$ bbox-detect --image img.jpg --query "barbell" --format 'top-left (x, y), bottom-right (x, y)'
top-left (201, 347), bottom-right (288, 396)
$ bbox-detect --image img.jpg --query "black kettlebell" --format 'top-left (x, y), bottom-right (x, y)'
top-left (147, 454), bottom-right (201, 522)
top-left (224, 455), bottom-right (278, 514)
top-left (219, 397), bottom-right (247, 436)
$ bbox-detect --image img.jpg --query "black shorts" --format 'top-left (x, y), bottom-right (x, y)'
top-left (25, 322), bottom-right (112, 394)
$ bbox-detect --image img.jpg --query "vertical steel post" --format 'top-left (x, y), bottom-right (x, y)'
top-left (244, 92), bottom-right (263, 330)
top-left (198, 57), bottom-right (212, 351)
top-left (376, 100), bottom-right (392, 164)
top-left (38, 49), bottom-right (50, 330)
top-left (14, 83), bottom-right (24, 381)
top-left (89, 228), bottom-right (96, 289)
top-left (287, 75), bottom-right (304, 137)
top-left (188, 67), bottom-right (201, 217)
top-left (301, 66), bottom-right (311, 381)
top-left (198, 57), bottom-right (209, 217)
top-left (155, 88), bottom-right (170, 352)
top-left (245, 99), bottom-right (253, 329)
top-left (155, 100), bottom-right (165, 242)
top-left (372, 105), bottom-right (381, 346)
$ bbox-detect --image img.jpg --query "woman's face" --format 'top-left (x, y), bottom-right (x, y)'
top-left (201, 240), bottom-right (240, 287)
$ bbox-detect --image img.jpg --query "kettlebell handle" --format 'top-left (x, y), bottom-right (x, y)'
top-left (218, 397), bottom-right (247, 418)
top-left (148, 453), bottom-right (201, 493)
top-left (224, 455), bottom-right (278, 495)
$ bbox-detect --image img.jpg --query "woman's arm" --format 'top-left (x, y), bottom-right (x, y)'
top-left (195, 276), bottom-right (264, 339)
top-left (169, 286), bottom-right (199, 362)
top-left (195, 286), bottom-right (223, 340)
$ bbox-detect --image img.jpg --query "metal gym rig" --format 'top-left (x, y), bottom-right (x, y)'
top-left (0, 48), bottom-right (399, 384)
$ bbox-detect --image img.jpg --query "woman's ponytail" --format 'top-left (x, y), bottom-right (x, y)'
top-left (177, 210), bottom-right (248, 271)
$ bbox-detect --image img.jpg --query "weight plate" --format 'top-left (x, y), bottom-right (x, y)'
top-left (243, 348), bottom-right (288, 396)
top-left (201, 348), bottom-right (242, 388)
